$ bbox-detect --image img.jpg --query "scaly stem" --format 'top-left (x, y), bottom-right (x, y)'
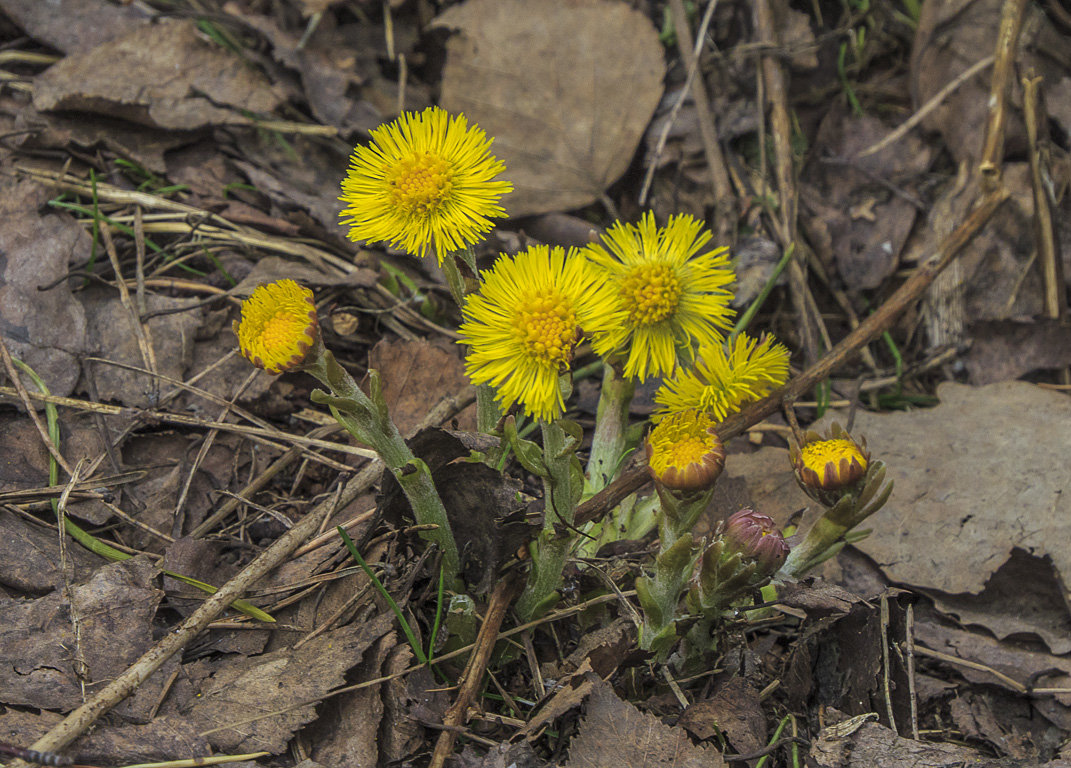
top-left (305, 346), bottom-right (460, 579)
top-left (515, 419), bottom-right (578, 620)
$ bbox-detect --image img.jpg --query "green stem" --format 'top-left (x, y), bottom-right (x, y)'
top-left (476, 384), bottom-right (500, 434)
top-left (305, 346), bottom-right (460, 580)
top-left (515, 419), bottom-right (578, 620)
top-left (584, 364), bottom-right (635, 495)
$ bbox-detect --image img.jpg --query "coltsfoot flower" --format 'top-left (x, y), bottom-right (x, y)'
top-left (654, 333), bottom-right (790, 422)
top-left (235, 279), bottom-right (319, 374)
top-left (645, 408), bottom-right (725, 492)
top-left (791, 424), bottom-right (869, 497)
top-left (458, 245), bottom-right (619, 422)
top-left (723, 508), bottom-right (789, 576)
top-left (339, 107), bottom-right (512, 264)
top-left (585, 212), bottom-right (735, 380)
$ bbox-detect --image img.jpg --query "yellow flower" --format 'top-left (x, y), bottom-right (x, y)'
top-left (794, 435), bottom-right (869, 491)
top-left (655, 333), bottom-right (790, 421)
top-left (585, 212), bottom-right (735, 380)
top-left (339, 107), bottom-right (512, 264)
top-left (235, 279), bottom-right (319, 374)
top-left (458, 245), bottom-right (620, 422)
top-left (645, 409), bottom-right (725, 492)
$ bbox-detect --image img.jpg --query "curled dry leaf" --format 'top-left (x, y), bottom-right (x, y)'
top-left (34, 19), bottom-right (285, 130)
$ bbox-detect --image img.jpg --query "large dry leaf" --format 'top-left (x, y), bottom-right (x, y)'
top-left (34, 19), bottom-right (284, 130)
top-left (178, 613), bottom-right (394, 753)
top-left (816, 382), bottom-right (1071, 595)
top-left (564, 679), bottom-right (724, 768)
top-left (811, 720), bottom-right (990, 768)
top-left (928, 548), bottom-right (1071, 656)
top-left (434, 0), bottom-right (665, 217)
top-left (0, 179), bottom-right (89, 397)
top-left (0, 0), bottom-right (150, 54)
top-left (0, 557), bottom-right (163, 714)
top-left (81, 288), bottom-right (202, 409)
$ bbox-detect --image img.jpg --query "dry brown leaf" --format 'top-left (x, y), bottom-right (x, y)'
top-left (368, 338), bottom-right (476, 435)
top-left (564, 679), bottom-right (725, 768)
top-left (0, 178), bottom-right (90, 397)
top-left (679, 678), bottom-right (766, 753)
top-left (81, 288), bottom-right (202, 409)
top-left (816, 382), bottom-right (1071, 596)
top-left (802, 109), bottom-right (932, 292)
top-left (811, 720), bottom-right (988, 768)
top-left (434, 0), bottom-right (665, 217)
top-left (179, 613), bottom-right (394, 753)
top-left (307, 630), bottom-right (394, 767)
top-left (0, 557), bottom-right (164, 715)
top-left (929, 548), bottom-right (1071, 655)
top-left (0, 506), bottom-right (99, 592)
top-left (0, 0), bottom-right (150, 54)
top-left (0, 708), bottom-right (210, 766)
top-left (965, 320), bottom-right (1071, 385)
top-left (34, 19), bottom-right (285, 130)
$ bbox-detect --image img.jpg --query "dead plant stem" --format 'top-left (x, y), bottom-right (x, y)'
top-left (429, 573), bottom-right (523, 768)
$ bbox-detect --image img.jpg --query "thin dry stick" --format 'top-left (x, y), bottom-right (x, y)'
top-left (857, 56), bottom-right (994, 158)
top-left (753, 0), bottom-right (819, 365)
top-left (575, 190), bottom-right (1008, 528)
top-left (978, 0), bottom-right (1029, 190)
top-left (879, 594), bottom-right (897, 734)
top-left (12, 485), bottom-right (342, 764)
top-left (905, 603), bottom-right (920, 740)
top-left (912, 644), bottom-right (1027, 693)
top-left (668, 0), bottom-right (735, 241)
top-left (100, 224), bottom-right (159, 404)
top-left (1022, 72), bottom-right (1066, 321)
top-left (428, 573), bottom-right (524, 768)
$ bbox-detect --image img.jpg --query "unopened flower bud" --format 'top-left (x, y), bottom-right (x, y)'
top-left (723, 508), bottom-right (789, 576)
top-left (645, 409), bottom-right (725, 492)
top-left (235, 279), bottom-right (320, 374)
top-left (790, 424), bottom-right (869, 503)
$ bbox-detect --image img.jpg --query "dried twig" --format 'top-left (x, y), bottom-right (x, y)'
top-left (428, 573), bottom-right (524, 768)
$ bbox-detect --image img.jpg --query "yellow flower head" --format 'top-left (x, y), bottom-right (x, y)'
top-left (654, 333), bottom-right (790, 421)
top-left (339, 107), bottom-right (513, 264)
top-left (458, 245), bottom-right (620, 422)
top-left (585, 212), bottom-right (735, 380)
top-left (235, 279), bottom-right (319, 374)
top-left (794, 435), bottom-right (869, 491)
top-left (645, 408), bottom-right (725, 492)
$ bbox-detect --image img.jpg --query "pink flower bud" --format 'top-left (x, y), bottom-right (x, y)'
top-left (723, 508), bottom-right (789, 576)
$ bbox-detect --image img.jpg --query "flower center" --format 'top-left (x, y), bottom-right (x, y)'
top-left (801, 439), bottom-right (865, 471)
top-left (512, 292), bottom-right (577, 368)
top-left (618, 262), bottom-right (682, 325)
top-left (386, 152), bottom-right (454, 216)
top-left (259, 311), bottom-right (312, 351)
